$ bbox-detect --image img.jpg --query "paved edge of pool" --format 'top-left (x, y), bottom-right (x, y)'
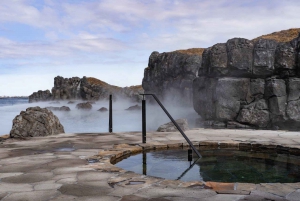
top-left (86, 140), bottom-right (300, 195)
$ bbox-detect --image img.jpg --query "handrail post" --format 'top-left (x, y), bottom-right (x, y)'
top-left (109, 94), bottom-right (112, 133)
top-left (142, 95), bottom-right (146, 143)
top-left (140, 93), bottom-right (202, 159)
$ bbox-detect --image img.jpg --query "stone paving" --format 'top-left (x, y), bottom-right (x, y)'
top-left (0, 128), bottom-right (300, 200)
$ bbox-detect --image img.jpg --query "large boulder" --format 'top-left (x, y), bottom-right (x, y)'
top-left (157, 119), bottom-right (189, 132)
top-left (10, 107), bottom-right (64, 138)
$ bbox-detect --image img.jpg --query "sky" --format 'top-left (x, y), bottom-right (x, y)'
top-left (0, 0), bottom-right (299, 96)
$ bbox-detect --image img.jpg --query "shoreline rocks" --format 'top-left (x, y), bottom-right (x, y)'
top-left (125, 105), bottom-right (142, 111)
top-left (76, 102), bottom-right (92, 110)
top-left (98, 107), bottom-right (108, 112)
top-left (46, 106), bottom-right (71, 112)
top-left (157, 119), bottom-right (189, 132)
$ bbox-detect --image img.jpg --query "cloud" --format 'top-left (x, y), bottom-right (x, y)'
top-left (1, 0), bottom-right (300, 96)
top-left (0, 35), bottom-right (127, 59)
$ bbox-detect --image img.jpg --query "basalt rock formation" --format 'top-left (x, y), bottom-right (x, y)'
top-left (29, 90), bottom-right (52, 103)
top-left (10, 107), bottom-right (64, 138)
top-left (141, 28), bottom-right (300, 130)
top-left (125, 104), bottom-right (142, 111)
top-left (29, 76), bottom-right (144, 103)
top-left (142, 48), bottom-right (204, 106)
top-left (52, 76), bottom-right (81, 100)
top-left (193, 31), bottom-right (300, 130)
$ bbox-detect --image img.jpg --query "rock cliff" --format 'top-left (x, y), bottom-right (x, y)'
top-left (193, 30), bottom-right (300, 130)
top-left (29, 76), bottom-right (144, 102)
top-left (142, 48), bottom-right (204, 106)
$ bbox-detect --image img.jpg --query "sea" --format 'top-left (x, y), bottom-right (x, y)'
top-left (0, 97), bottom-right (198, 136)
top-left (0, 97), bottom-right (29, 107)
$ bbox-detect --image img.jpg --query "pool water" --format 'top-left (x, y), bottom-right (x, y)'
top-left (113, 148), bottom-right (300, 183)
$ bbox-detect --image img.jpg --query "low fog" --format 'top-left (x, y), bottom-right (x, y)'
top-left (0, 98), bottom-right (199, 136)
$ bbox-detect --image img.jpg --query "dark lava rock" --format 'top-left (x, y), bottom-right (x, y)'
top-left (67, 101), bottom-right (75, 104)
top-left (52, 76), bottom-right (81, 100)
top-left (125, 105), bottom-right (142, 111)
top-left (76, 102), bottom-right (92, 110)
top-left (49, 101), bottom-right (60, 104)
top-left (46, 106), bottom-right (71, 112)
top-left (98, 107), bottom-right (108, 112)
top-left (142, 50), bottom-right (202, 106)
top-left (29, 90), bottom-right (52, 103)
top-left (157, 119), bottom-right (189, 132)
top-left (227, 121), bottom-right (253, 129)
top-left (275, 42), bottom-right (297, 77)
top-left (10, 106), bottom-right (64, 138)
top-left (193, 33), bottom-right (300, 130)
top-left (226, 38), bottom-right (253, 77)
top-left (253, 39), bottom-right (277, 76)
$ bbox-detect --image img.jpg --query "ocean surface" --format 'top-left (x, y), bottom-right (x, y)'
top-left (0, 98), bottom-right (197, 136)
top-left (0, 97), bottom-right (29, 107)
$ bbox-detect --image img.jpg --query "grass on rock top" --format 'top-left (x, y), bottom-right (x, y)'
top-left (175, 48), bottom-right (205, 56)
top-left (251, 28), bottom-right (300, 43)
top-left (86, 77), bottom-right (142, 91)
top-left (165, 28), bottom-right (300, 58)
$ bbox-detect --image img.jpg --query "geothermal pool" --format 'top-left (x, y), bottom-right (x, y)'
top-left (113, 148), bottom-right (300, 183)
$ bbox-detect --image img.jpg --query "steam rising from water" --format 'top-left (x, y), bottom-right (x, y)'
top-left (0, 98), bottom-right (199, 136)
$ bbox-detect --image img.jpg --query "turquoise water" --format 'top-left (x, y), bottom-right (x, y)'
top-left (114, 148), bottom-right (300, 183)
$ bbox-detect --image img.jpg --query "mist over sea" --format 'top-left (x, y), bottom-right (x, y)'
top-left (0, 98), bottom-right (198, 136)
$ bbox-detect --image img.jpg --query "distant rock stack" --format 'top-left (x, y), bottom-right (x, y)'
top-left (193, 33), bottom-right (300, 130)
top-left (29, 76), bottom-right (144, 103)
top-left (29, 90), bottom-right (52, 103)
top-left (52, 76), bottom-right (81, 100)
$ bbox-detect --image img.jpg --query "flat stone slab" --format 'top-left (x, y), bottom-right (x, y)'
top-left (1, 129), bottom-right (300, 200)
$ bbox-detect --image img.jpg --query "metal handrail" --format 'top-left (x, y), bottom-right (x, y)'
top-left (140, 93), bottom-right (202, 159)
